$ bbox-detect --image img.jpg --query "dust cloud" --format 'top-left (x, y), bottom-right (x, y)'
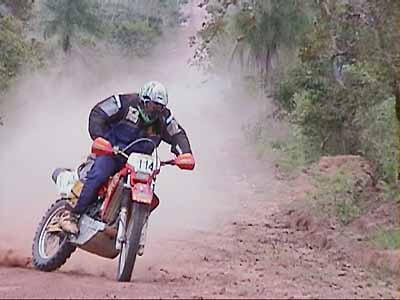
top-left (0, 2), bottom-right (261, 273)
top-left (0, 249), bottom-right (31, 268)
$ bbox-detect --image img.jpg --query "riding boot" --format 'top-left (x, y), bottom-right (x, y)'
top-left (59, 210), bottom-right (80, 235)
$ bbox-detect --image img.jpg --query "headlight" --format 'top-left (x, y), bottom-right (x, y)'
top-left (51, 168), bottom-right (72, 183)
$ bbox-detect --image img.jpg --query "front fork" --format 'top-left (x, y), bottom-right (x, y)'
top-left (138, 215), bottom-right (149, 255)
top-left (115, 189), bottom-right (130, 251)
top-left (116, 207), bottom-right (128, 251)
top-left (115, 175), bottom-right (155, 252)
top-left (115, 189), bottom-right (152, 252)
top-left (115, 206), bottom-right (150, 253)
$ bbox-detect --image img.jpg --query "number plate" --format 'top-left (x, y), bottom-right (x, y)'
top-left (127, 153), bottom-right (154, 174)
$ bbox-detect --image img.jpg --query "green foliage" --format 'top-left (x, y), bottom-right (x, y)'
top-left (243, 112), bottom-right (306, 175)
top-left (0, 16), bottom-right (26, 90)
top-left (276, 59), bottom-right (396, 181)
top-left (0, 15), bottom-right (43, 91)
top-left (110, 0), bottom-right (182, 29)
top-left (0, 14), bottom-right (44, 126)
top-left (378, 181), bottom-right (400, 205)
top-left (271, 134), bottom-right (307, 175)
top-left (158, 0), bottom-right (184, 27)
top-left (98, 0), bottom-right (183, 57)
top-left (0, 0), bottom-right (34, 21)
top-left (312, 168), bottom-right (361, 225)
top-left (0, 0), bottom-right (186, 126)
top-left (42, 0), bottom-right (103, 53)
top-left (110, 20), bottom-right (161, 57)
top-left (196, 1), bottom-right (400, 187)
top-left (233, 1), bottom-right (308, 58)
top-left (275, 77), bottom-right (297, 112)
top-left (371, 228), bottom-right (400, 250)
top-left (359, 97), bottom-right (397, 183)
top-left (193, 0), bottom-right (311, 79)
top-left (271, 1), bottom-right (399, 184)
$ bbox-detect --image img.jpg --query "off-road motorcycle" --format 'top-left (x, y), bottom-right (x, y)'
top-left (32, 137), bottom-right (194, 282)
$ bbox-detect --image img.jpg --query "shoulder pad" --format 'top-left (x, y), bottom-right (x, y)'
top-left (98, 95), bottom-right (122, 117)
top-left (120, 93), bottom-right (140, 104)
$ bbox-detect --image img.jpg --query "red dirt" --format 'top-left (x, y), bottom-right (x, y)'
top-left (1, 143), bottom-right (398, 299)
top-left (0, 249), bottom-right (31, 268)
top-left (0, 1), bottom-right (398, 299)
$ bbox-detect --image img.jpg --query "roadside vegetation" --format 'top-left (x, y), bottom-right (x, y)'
top-left (0, 0), bottom-right (188, 124)
top-left (192, 0), bottom-right (399, 256)
top-left (371, 228), bottom-right (400, 250)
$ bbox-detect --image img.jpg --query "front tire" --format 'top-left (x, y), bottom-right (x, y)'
top-left (32, 199), bottom-right (76, 272)
top-left (117, 202), bottom-right (149, 282)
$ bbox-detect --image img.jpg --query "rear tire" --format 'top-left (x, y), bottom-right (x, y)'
top-left (117, 202), bottom-right (149, 282)
top-left (32, 199), bottom-right (76, 272)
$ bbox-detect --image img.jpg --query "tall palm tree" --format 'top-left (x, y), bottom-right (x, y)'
top-left (231, 0), bottom-right (309, 79)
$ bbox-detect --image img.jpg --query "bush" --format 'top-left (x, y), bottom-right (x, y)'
top-left (0, 15), bottom-right (44, 91)
top-left (110, 20), bottom-right (161, 57)
top-left (371, 228), bottom-right (400, 250)
top-left (0, 16), bottom-right (30, 90)
top-left (312, 167), bottom-right (361, 225)
top-left (272, 60), bottom-right (396, 183)
top-left (359, 98), bottom-right (397, 183)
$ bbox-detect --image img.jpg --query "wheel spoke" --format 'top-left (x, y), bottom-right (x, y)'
top-left (38, 206), bottom-right (66, 259)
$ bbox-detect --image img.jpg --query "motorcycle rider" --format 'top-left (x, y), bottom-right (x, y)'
top-left (60, 81), bottom-right (195, 234)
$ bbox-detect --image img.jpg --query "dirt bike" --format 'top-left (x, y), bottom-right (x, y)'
top-left (32, 137), bottom-right (194, 282)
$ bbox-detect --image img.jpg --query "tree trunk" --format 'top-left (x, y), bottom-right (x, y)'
top-left (62, 34), bottom-right (71, 54)
top-left (394, 82), bottom-right (400, 180)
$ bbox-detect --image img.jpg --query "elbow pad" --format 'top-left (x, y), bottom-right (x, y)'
top-left (166, 114), bottom-right (182, 136)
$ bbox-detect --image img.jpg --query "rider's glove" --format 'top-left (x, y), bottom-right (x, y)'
top-left (92, 137), bottom-right (113, 156)
top-left (175, 153), bottom-right (195, 170)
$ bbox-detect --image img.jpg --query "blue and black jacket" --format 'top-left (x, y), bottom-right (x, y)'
top-left (88, 93), bottom-right (192, 156)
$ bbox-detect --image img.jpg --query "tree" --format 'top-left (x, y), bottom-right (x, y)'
top-left (273, 0), bottom-right (399, 182)
top-left (365, 0), bottom-right (400, 180)
top-left (42, 0), bottom-right (103, 54)
top-left (0, 15), bottom-right (41, 90)
top-left (0, 14), bottom-right (44, 126)
top-left (191, 0), bottom-right (309, 85)
top-left (232, 1), bottom-right (308, 79)
top-left (96, 0), bottom-right (184, 57)
top-left (0, 0), bottom-right (34, 21)
top-left (111, 19), bottom-right (161, 57)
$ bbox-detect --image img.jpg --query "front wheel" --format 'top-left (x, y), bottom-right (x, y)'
top-left (117, 202), bottom-right (149, 282)
top-left (32, 199), bottom-right (76, 272)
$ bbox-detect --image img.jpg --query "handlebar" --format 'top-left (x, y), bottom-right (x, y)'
top-left (92, 137), bottom-right (185, 171)
top-left (113, 146), bottom-right (128, 159)
top-left (112, 144), bottom-right (176, 170)
top-left (113, 147), bottom-right (176, 166)
top-left (160, 159), bottom-right (176, 166)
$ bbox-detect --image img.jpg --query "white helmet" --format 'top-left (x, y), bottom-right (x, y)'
top-left (139, 81), bottom-right (168, 106)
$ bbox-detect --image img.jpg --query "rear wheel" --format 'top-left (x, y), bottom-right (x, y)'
top-left (32, 199), bottom-right (76, 271)
top-left (117, 202), bottom-right (149, 282)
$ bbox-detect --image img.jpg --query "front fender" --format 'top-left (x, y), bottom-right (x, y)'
top-left (131, 183), bottom-right (153, 204)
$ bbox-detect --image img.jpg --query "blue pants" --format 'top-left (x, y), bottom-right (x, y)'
top-left (73, 156), bottom-right (124, 214)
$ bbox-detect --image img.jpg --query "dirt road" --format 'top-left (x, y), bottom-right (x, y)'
top-left (1, 143), bottom-right (397, 299)
top-left (0, 1), bottom-right (398, 299)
